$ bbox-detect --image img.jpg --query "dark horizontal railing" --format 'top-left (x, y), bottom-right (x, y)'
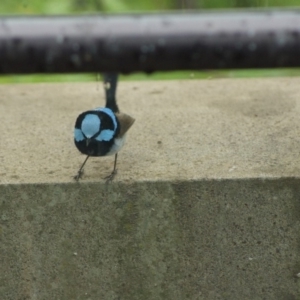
top-left (0, 10), bottom-right (300, 74)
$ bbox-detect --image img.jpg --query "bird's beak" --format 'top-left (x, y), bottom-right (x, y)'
top-left (86, 138), bottom-right (91, 146)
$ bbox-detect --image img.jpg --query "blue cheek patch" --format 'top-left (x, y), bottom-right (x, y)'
top-left (95, 129), bottom-right (115, 142)
top-left (94, 107), bottom-right (117, 130)
top-left (74, 128), bottom-right (85, 142)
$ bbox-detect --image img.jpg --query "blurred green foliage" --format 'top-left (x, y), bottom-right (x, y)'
top-left (1, 0), bottom-right (299, 14)
top-left (0, 0), bottom-right (299, 82)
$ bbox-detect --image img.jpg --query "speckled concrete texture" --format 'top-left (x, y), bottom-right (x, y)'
top-left (1, 79), bottom-right (300, 299)
top-left (1, 78), bottom-right (300, 183)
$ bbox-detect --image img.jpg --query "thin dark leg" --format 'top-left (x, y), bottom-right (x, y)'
top-left (74, 155), bottom-right (90, 181)
top-left (104, 153), bottom-right (118, 183)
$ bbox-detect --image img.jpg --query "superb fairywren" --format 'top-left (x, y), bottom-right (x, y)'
top-left (74, 73), bottom-right (135, 182)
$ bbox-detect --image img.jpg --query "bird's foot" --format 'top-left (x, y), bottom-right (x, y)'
top-left (74, 169), bottom-right (84, 181)
top-left (104, 169), bottom-right (118, 183)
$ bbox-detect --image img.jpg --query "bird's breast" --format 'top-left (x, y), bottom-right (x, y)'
top-left (106, 136), bottom-right (126, 156)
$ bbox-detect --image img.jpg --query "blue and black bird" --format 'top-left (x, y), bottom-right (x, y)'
top-left (74, 73), bottom-right (135, 182)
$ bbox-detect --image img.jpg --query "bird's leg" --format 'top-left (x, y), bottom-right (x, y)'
top-left (74, 155), bottom-right (90, 181)
top-left (104, 153), bottom-right (118, 183)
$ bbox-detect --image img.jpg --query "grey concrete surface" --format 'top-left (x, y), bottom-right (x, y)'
top-left (1, 79), bottom-right (300, 299)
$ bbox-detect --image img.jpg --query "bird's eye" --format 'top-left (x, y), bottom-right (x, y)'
top-left (100, 108), bottom-right (118, 131)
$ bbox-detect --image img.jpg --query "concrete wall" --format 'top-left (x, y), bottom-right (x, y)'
top-left (1, 79), bottom-right (300, 299)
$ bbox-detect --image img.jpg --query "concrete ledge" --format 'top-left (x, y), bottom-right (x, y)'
top-left (1, 79), bottom-right (300, 299)
top-left (1, 78), bottom-right (300, 183)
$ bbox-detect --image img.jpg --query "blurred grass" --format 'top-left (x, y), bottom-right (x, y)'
top-left (1, 0), bottom-right (300, 14)
top-left (0, 0), bottom-right (300, 83)
top-left (2, 69), bottom-right (300, 84)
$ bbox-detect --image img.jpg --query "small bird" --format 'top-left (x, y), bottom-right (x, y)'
top-left (73, 73), bottom-right (135, 182)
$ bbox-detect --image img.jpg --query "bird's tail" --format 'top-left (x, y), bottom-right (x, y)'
top-left (103, 72), bottom-right (119, 113)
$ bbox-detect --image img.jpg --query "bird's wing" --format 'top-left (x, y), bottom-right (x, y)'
top-left (115, 113), bottom-right (135, 137)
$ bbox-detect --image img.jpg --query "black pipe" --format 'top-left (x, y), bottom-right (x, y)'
top-left (0, 10), bottom-right (300, 74)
